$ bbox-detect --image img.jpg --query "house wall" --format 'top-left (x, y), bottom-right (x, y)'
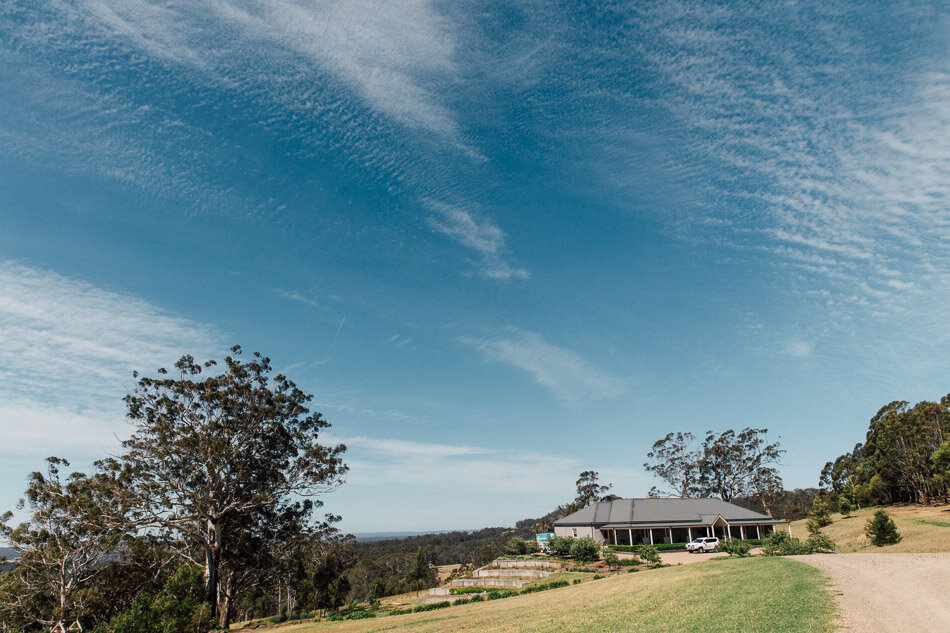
top-left (553, 525), bottom-right (603, 543)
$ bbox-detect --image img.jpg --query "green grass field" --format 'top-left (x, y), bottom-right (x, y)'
top-left (264, 557), bottom-right (833, 633)
top-left (790, 503), bottom-right (950, 553)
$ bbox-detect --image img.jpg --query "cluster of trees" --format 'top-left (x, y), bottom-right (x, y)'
top-left (1, 348), bottom-right (349, 631)
top-left (821, 395), bottom-right (950, 506)
top-left (642, 428), bottom-right (785, 515)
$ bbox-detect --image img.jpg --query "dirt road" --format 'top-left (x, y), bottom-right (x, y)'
top-left (791, 553), bottom-right (950, 632)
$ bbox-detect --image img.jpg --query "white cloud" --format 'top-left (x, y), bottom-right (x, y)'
top-left (328, 434), bottom-right (582, 493)
top-left (424, 200), bottom-right (530, 280)
top-left (5, 1), bottom-right (523, 281)
top-left (561, 3), bottom-right (950, 327)
top-left (70, 0), bottom-right (460, 139)
top-left (0, 260), bottom-right (221, 457)
top-left (459, 328), bottom-right (625, 401)
top-left (783, 340), bottom-right (814, 359)
top-left (272, 287), bottom-right (323, 308)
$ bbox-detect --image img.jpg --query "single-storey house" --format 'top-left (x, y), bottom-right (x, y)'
top-left (553, 497), bottom-right (789, 546)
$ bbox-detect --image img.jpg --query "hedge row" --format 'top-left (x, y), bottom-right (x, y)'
top-left (327, 609), bottom-right (377, 621)
top-left (390, 579), bottom-right (571, 617)
top-left (607, 543), bottom-right (687, 552)
top-left (607, 538), bottom-right (762, 553)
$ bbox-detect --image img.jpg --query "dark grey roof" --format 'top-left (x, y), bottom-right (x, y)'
top-left (553, 498), bottom-right (785, 526)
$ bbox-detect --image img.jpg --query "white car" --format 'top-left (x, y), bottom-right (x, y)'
top-left (686, 536), bottom-right (719, 553)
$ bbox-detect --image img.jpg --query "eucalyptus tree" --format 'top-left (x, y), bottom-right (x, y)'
top-left (97, 347), bottom-right (347, 629)
top-left (573, 471), bottom-right (613, 507)
top-left (0, 458), bottom-right (119, 632)
top-left (698, 428), bottom-right (785, 503)
top-left (643, 432), bottom-right (702, 498)
top-left (643, 428), bottom-right (784, 505)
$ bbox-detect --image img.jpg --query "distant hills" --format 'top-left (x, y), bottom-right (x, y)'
top-left (0, 547), bottom-right (18, 572)
top-left (353, 530), bottom-right (463, 542)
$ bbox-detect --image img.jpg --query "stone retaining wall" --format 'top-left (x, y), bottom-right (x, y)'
top-left (474, 568), bottom-right (552, 579)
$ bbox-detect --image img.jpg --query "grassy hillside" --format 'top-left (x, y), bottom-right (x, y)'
top-left (264, 558), bottom-right (833, 633)
top-left (790, 503), bottom-right (950, 553)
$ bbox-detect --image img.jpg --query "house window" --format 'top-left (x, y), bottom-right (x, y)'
top-left (572, 528), bottom-right (577, 537)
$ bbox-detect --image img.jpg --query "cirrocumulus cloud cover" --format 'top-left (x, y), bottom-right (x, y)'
top-left (1, 0), bottom-right (948, 533)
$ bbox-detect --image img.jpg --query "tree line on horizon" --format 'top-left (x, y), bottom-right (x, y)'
top-left (820, 395), bottom-right (950, 507)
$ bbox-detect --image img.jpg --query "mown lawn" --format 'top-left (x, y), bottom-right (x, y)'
top-left (271, 557), bottom-right (834, 633)
top-left (790, 503), bottom-right (950, 553)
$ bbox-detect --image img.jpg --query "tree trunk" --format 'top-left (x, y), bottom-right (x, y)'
top-left (218, 571), bottom-right (233, 629)
top-left (205, 518), bottom-right (221, 619)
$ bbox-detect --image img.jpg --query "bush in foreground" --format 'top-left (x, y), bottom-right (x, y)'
top-left (866, 510), bottom-right (902, 546)
top-left (838, 495), bottom-right (853, 517)
top-left (505, 537), bottom-right (535, 555)
top-left (548, 535), bottom-right (574, 557)
top-left (761, 531), bottom-right (833, 555)
top-left (716, 537), bottom-right (751, 557)
top-left (569, 537), bottom-right (601, 563)
top-left (806, 498), bottom-right (833, 534)
top-left (634, 545), bottom-right (660, 564)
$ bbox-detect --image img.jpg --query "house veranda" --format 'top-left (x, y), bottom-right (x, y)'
top-left (553, 497), bottom-right (789, 546)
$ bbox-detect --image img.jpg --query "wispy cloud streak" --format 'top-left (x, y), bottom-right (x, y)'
top-left (0, 0), bottom-right (526, 279)
top-left (424, 200), bottom-right (529, 280)
top-left (624, 3), bottom-right (950, 315)
top-left (460, 328), bottom-right (625, 402)
top-left (328, 435), bottom-right (582, 493)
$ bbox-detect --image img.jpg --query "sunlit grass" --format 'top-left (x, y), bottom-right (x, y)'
top-left (270, 557), bottom-right (833, 633)
top-left (790, 503), bottom-right (950, 553)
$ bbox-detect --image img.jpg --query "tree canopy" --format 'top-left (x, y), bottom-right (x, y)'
top-left (643, 432), bottom-right (701, 498)
top-left (573, 471), bottom-right (613, 507)
top-left (96, 347), bottom-right (347, 628)
top-left (821, 395), bottom-right (949, 506)
top-left (642, 428), bottom-right (784, 508)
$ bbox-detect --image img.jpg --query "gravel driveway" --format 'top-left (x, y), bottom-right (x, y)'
top-left (790, 553), bottom-right (950, 632)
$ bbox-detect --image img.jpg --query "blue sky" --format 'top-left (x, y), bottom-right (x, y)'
top-left (2, 1), bottom-right (949, 534)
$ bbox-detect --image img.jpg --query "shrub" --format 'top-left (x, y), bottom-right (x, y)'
top-left (805, 532), bottom-right (834, 553)
top-left (572, 578), bottom-right (582, 584)
top-left (634, 545), bottom-right (660, 565)
top-left (607, 543), bottom-right (688, 552)
top-left (603, 550), bottom-right (620, 569)
top-left (328, 609), bottom-right (377, 621)
top-left (569, 537), bottom-right (601, 563)
top-left (838, 495), bottom-right (854, 517)
top-left (592, 574), bottom-right (605, 579)
top-left (410, 602), bottom-right (451, 613)
top-left (103, 564), bottom-right (214, 633)
top-left (866, 510), bottom-right (902, 546)
top-left (716, 537), bottom-right (751, 557)
top-left (387, 608), bottom-right (413, 616)
top-left (520, 580), bottom-right (569, 594)
top-left (548, 536), bottom-right (574, 557)
top-left (505, 537), bottom-right (528, 556)
top-left (806, 497), bottom-right (833, 534)
top-left (762, 531), bottom-right (810, 556)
